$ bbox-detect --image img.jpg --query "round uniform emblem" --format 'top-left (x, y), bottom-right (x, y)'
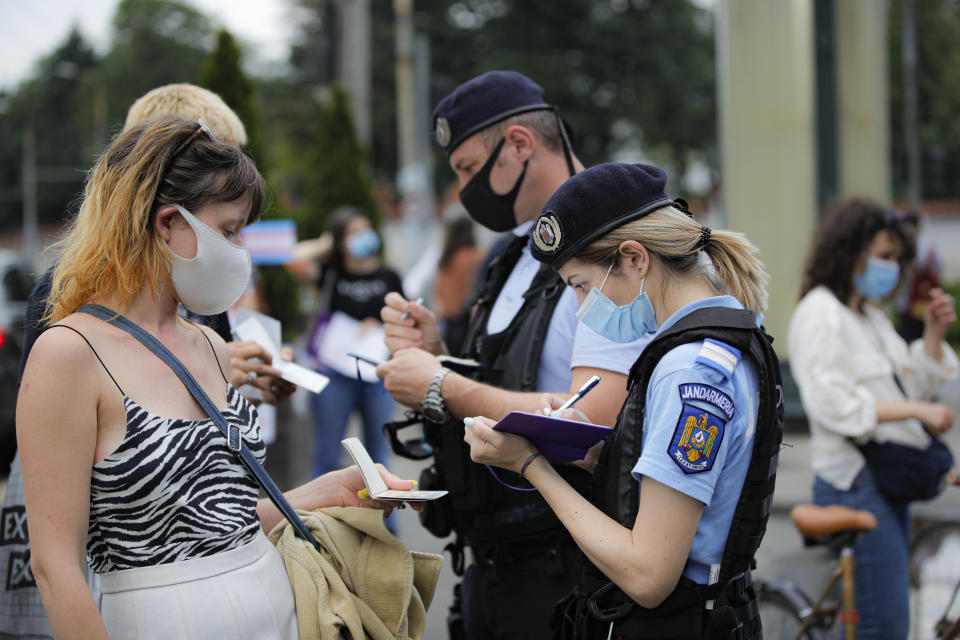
top-left (435, 117), bottom-right (452, 148)
top-left (533, 214), bottom-right (563, 253)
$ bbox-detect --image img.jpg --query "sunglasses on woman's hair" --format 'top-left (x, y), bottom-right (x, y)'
top-left (170, 119), bottom-right (218, 161)
top-left (155, 119), bottom-right (220, 202)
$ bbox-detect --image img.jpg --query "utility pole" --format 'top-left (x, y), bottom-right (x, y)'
top-left (394, 0), bottom-right (429, 270)
top-left (336, 0), bottom-right (372, 148)
top-left (395, 0), bottom-right (417, 177)
top-left (21, 121), bottom-right (37, 271)
top-left (415, 34), bottom-right (435, 229)
top-left (902, 0), bottom-right (922, 213)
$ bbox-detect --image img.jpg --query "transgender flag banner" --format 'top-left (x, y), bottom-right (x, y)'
top-left (241, 219), bottom-right (297, 265)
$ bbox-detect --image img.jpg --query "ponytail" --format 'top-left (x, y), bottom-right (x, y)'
top-left (575, 206), bottom-right (769, 316)
top-left (701, 228), bottom-right (769, 315)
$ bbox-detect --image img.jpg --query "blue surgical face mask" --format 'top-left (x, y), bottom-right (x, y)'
top-left (575, 261), bottom-right (658, 342)
top-left (853, 256), bottom-right (900, 300)
top-left (346, 229), bottom-right (380, 259)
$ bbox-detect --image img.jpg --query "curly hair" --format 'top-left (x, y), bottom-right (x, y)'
top-left (799, 197), bottom-right (917, 304)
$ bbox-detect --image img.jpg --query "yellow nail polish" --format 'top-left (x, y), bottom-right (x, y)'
top-left (406, 480), bottom-right (418, 486)
top-left (357, 488), bottom-right (370, 500)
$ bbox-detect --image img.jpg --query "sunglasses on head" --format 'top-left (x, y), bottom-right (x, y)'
top-left (170, 118), bottom-right (218, 161)
top-left (154, 119), bottom-right (220, 205)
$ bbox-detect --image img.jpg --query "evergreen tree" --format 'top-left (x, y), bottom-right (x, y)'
top-left (0, 28), bottom-right (99, 229)
top-left (201, 30), bottom-right (265, 164)
top-left (200, 29), bottom-right (299, 332)
top-left (100, 0), bottom-right (213, 127)
top-left (889, 0), bottom-right (960, 198)
top-left (299, 85), bottom-right (380, 240)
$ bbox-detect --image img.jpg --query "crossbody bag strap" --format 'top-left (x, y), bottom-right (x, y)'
top-left (79, 303), bottom-right (323, 553)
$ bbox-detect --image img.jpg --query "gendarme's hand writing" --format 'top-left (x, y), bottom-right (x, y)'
top-left (380, 292), bottom-right (446, 355)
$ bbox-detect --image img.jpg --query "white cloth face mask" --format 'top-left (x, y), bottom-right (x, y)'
top-left (168, 204), bottom-right (252, 316)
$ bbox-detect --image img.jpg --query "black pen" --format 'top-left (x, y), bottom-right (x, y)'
top-left (348, 353), bottom-right (382, 367)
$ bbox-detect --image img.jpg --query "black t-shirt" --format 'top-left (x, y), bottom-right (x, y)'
top-left (321, 265), bottom-right (403, 322)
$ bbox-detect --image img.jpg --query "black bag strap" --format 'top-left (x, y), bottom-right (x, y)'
top-left (79, 303), bottom-right (323, 554)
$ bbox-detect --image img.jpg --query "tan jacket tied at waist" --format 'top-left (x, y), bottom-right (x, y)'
top-left (268, 506), bottom-right (443, 640)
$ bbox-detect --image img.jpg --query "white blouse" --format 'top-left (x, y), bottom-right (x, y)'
top-left (787, 285), bottom-right (959, 490)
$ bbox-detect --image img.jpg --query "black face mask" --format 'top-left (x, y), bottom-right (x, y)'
top-left (458, 138), bottom-right (529, 232)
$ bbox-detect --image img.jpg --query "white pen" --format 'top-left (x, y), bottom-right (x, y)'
top-left (558, 375), bottom-right (602, 411)
top-left (400, 297), bottom-right (424, 322)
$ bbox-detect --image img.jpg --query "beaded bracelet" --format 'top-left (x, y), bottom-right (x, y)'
top-left (519, 452), bottom-right (542, 479)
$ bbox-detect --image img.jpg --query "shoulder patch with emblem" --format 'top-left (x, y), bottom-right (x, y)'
top-left (668, 383), bottom-right (734, 474)
top-left (695, 338), bottom-right (742, 378)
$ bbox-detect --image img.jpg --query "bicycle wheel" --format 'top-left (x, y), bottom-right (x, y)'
top-left (757, 577), bottom-right (832, 640)
top-left (909, 521), bottom-right (960, 640)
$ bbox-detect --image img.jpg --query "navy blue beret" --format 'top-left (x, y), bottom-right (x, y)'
top-left (531, 163), bottom-right (675, 270)
top-left (432, 71), bottom-right (553, 155)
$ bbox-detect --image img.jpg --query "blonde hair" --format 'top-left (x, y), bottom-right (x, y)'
top-left (124, 83), bottom-right (248, 146)
top-left (576, 206), bottom-right (770, 315)
top-left (47, 116), bottom-right (265, 323)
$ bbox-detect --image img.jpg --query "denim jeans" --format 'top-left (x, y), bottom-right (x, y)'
top-left (311, 369), bottom-right (395, 477)
top-left (812, 467), bottom-right (910, 640)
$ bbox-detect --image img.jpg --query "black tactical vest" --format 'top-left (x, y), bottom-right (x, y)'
top-left (424, 234), bottom-right (591, 554)
top-left (554, 307), bottom-right (783, 640)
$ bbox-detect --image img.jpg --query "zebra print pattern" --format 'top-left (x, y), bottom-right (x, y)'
top-left (87, 385), bottom-right (265, 573)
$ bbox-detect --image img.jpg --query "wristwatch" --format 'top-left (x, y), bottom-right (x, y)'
top-left (421, 367), bottom-right (453, 423)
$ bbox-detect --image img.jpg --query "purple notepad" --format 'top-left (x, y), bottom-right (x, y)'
top-left (492, 412), bottom-right (614, 463)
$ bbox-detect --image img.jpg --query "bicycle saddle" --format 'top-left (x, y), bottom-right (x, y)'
top-left (790, 503), bottom-right (878, 539)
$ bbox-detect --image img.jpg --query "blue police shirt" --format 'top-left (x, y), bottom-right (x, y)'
top-left (631, 296), bottom-right (760, 584)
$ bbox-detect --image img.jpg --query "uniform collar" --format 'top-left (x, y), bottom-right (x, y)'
top-left (512, 220), bottom-right (535, 237)
top-left (656, 295), bottom-right (756, 336)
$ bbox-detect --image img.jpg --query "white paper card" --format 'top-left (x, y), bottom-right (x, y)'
top-left (317, 312), bottom-right (389, 383)
top-left (233, 314), bottom-right (330, 394)
top-left (341, 437), bottom-right (448, 501)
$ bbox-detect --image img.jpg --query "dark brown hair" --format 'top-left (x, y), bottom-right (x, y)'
top-left (799, 197), bottom-right (917, 304)
top-left (151, 117), bottom-right (266, 223)
top-left (325, 207), bottom-right (371, 271)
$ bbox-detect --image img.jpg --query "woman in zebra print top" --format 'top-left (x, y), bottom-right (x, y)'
top-left (16, 116), bottom-right (415, 639)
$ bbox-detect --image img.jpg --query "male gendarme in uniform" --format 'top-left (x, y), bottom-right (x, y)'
top-left (376, 73), bottom-right (652, 639)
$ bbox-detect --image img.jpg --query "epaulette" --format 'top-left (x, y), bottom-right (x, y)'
top-left (695, 338), bottom-right (741, 378)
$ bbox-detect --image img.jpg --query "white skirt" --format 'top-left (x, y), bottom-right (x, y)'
top-left (99, 531), bottom-right (297, 639)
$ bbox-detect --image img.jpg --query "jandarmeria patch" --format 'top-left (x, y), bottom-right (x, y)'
top-left (667, 383), bottom-right (734, 474)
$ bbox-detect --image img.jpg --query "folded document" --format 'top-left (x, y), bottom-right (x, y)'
top-left (233, 310), bottom-right (330, 394)
top-left (342, 437), bottom-right (447, 501)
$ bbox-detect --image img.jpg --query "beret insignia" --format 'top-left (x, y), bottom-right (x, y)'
top-left (435, 117), bottom-right (452, 148)
top-left (533, 214), bottom-right (563, 253)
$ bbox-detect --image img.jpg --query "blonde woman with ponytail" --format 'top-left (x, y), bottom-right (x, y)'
top-left (463, 163), bottom-right (782, 639)
top-left (16, 116), bottom-right (413, 640)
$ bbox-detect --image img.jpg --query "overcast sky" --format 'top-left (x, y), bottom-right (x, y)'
top-left (1, 0), bottom-right (296, 90)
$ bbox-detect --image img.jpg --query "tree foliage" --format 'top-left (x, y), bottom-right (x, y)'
top-left (0, 28), bottom-right (99, 229)
top-left (889, 0), bottom-right (960, 198)
top-left (364, 0), bottom-right (715, 186)
top-left (297, 85), bottom-right (380, 240)
top-left (100, 0), bottom-right (212, 127)
top-left (200, 29), bottom-right (300, 331)
top-left (201, 29), bottom-right (265, 164)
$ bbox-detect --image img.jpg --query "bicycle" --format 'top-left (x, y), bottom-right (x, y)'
top-left (909, 519), bottom-right (960, 640)
top-left (757, 503), bottom-right (878, 640)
